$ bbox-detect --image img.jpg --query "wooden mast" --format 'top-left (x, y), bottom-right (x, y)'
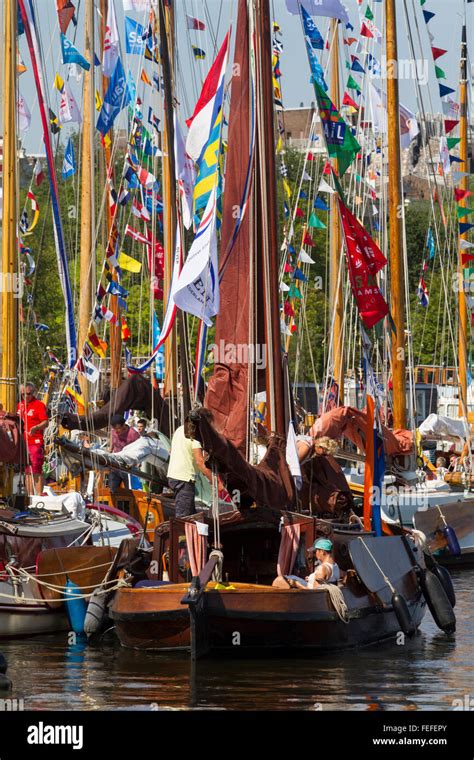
top-left (255, 0), bottom-right (285, 436)
top-left (78, 0), bottom-right (96, 404)
top-left (1, 0), bottom-right (18, 411)
top-left (458, 20), bottom-right (469, 418)
top-left (159, 0), bottom-right (178, 406)
top-left (385, 0), bottom-right (407, 429)
top-left (101, 0), bottom-right (121, 391)
top-left (329, 18), bottom-right (344, 406)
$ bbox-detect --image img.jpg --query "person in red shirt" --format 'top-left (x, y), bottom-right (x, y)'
top-left (16, 382), bottom-right (48, 495)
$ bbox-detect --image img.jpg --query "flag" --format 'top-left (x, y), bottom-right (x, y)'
top-left (193, 106), bottom-right (224, 224)
top-left (301, 5), bottom-right (324, 50)
top-left (17, 93), bottom-right (31, 131)
top-left (284, 0), bottom-right (349, 24)
top-left (417, 277), bottom-right (429, 307)
top-left (174, 185), bottom-right (219, 326)
top-left (338, 198), bottom-right (388, 328)
top-left (186, 30), bottom-right (230, 162)
top-left (152, 313), bottom-right (165, 380)
top-left (60, 33), bottom-right (90, 70)
top-left (87, 327), bottom-right (107, 359)
top-left (102, 0), bottom-right (119, 77)
top-left (369, 84), bottom-right (419, 149)
top-left (426, 227), bottom-right (435, 259)
top-left (318, 178), bottom-right (335, 194)
top-left (125, 16), bottom-right (146, 55)
top-left (192, 46), bottom-right (206, 60)
top-left (141, 68), bottom-right (151, 85)
top-left (314, 81), bottom-right (360, 176)
top-left (303, 231), bottom-right (315, 246)
top-left (118, 251), bottom-right (142, 273)
top-left (363, 359), bottom-right (384, 536)
top-left (125, 224), bottom-right (150, 245)
top-left (62, 137), bottom-right (76, 178)
top-left (97, 58), bottom-right (131, 135)
top-left (58, 81), bottom-right (82, 124)
top-left (174, 113), bottom-right (196, 230)
top-left (186, 15), bottom-right (205, 31)
top-left (56, 0), bottom-right (76, 34)
top-left (33, 160), bottom-right (44, 186)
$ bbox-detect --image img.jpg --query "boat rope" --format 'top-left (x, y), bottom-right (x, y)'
top-left (0, 573), bottom-right (128, 603)
top-left (317, 583), bottom-right (349, 624)
top-left (14, 566), bottom-right (118, 593)
top-left (357, 537), bottom-right (396, 594)
top-left (16, 560), bottom-right (115, 578)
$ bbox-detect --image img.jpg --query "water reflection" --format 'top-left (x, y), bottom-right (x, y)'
top-left (1, 570), bottom-right (472, 711)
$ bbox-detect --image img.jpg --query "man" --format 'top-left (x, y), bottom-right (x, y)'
top-left (273, 538), bottom-right (340, 590)
top-left (108, 414), bottom-right (140, 493)
top-left (167, 409), bottom-right (219, 518)
top-left (136, 419), bottom-right (147, 436)
top-left (17, 382), bottom-right (48, 495)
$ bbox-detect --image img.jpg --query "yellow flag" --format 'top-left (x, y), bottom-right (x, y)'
top-left (95, 90), bottom-right (102, 112)
top-left (103, 133), bottom-right (111, 149)
top-left (276, 135), bottom-right (283, 153)
top-left (283, 179), bottom-right (292, 199)
top-left (54, 72), bottom-right (64, 92)
top-left (118, 251), bottom-right (142, 273)
top-left (140, 68), bottom-right (151, 85)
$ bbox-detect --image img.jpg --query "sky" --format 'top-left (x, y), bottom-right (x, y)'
top-left (7, 0), bottom-right (474, 156)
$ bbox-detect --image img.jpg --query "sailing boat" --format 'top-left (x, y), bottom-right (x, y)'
top-left (109, 0), bottom-right (459, 657)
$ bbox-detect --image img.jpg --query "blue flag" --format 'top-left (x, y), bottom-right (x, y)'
top-left (301, 5), bottom-right (324, 50)
top-left (97, 58), bottom-right (131, 136)
top-left (305, 39), bottom-right (327, 91)
top-left (60, 33), bottom-right (90, 71)
top-left (125, 17), bottom-right (146, 55)
top-left (152, 312), bottom-right (165, 380)
top-left (426, 227), bottom-right (435, 259)
top-left (62, 138), bottom-right (76, 179)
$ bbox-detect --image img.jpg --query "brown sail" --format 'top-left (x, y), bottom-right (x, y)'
top-left (204, 0), bottom-right (252, 454)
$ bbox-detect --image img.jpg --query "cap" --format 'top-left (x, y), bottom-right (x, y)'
top-left (313, 538), bottom-right (333, 552)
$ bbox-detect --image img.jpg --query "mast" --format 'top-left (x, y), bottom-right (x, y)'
top-left (159, 0), bottom-right (178, 405)
top-left (255, 0), bottom-right (285, 436)
top-left (1, 0), bottom-right (18, 411)
top-left (458, 20), bottom-right (469, 418)
top-left (385, 0), bottom-right (407, 429)
top-left (101, 0), bottom-right (121, 391)
top-left (329, 18), bottom-right (344, 406)
top-left (78, 0), bottom-right (96, 404)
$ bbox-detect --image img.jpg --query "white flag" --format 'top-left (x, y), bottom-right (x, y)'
top-left (461, 240), bottom-right (474, 250)
top-left (102, 1), bottom-right (119, 77)
top-left (302, 170), bottom-right (312, 181)
top-left (17, 93), bottom-right (31, 131)
top-left (285, 0), bottom-right (349, 24)
top-left (174, 114), bottom-right (196, 230)
top-left (280, 281), bottom-right (290, 292)
top-left (299, 250), bottom-right (315, 264)
top-left (286, 422), bottom-right (302, 490)
top-left (318, 178), bottom-right (335, 194)
top-left (438, 136), bottom-right (451, 176)
top-left (59, 82), bottom-right (82, 124)
top-left (173, 186), bottom-right (219, 326)
top-left (369, 84), bottom-right (419, 149)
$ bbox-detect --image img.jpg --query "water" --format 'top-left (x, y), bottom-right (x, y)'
top-left (1, 569), bottom-right (473, 711)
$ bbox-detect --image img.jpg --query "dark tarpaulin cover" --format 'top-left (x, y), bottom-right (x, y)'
top-left (191, 410), bottom-right (296, 509)
top-left (0, 413), bottom-right (27, 465)
top-left (61, 375), bottom-right (175, 437)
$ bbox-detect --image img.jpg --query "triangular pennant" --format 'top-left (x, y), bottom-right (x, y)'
top-left (458, 207), bottom-right (474, 219)
top-left (434, 65), bottom-right (446, 80)
top-left (445, 119), bottom-right (459, 134)
top-left (455, 188), bottom-right (473, 201)
top-left (439, 84), bottom-right (456, 98)
top-left (299, 249), bottom-right (315, 264)
top-left (342, 92), bottom-right (359, 109)
top-left (422, 9), bottom-right (435, 23)
top-left (459, 222), bottom-right (474, 235)
top-left (318, 178), bottom-right (335, 194)
top-left (431, 47), bottom-right (447, 61)
top-left (447, 137), bottom-right (461, 150)
top-left (303, 231), bottom-right (316, 245)
top-left (307, 213), bottom-right (326, 230)
top-left (314, 197), bottom-right (329, 211)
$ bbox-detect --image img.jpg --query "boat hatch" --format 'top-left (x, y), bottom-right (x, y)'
top-left (348, 536), bottom-right (415, 593)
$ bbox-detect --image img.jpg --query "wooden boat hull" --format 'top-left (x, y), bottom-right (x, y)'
top-left (110, 582), bottom-right (426, 653)
top-left (413, 501), bottom-right (474, 566)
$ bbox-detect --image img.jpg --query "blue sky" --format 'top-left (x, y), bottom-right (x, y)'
top-left (13, 0), bottom-right (474, 155)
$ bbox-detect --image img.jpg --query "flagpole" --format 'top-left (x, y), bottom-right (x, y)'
top-left (329, 17), bottom-right (344, 407)
top-left (101, 0), bottom-right (121, 392)
top-left (385, 0), bottom-right (407, 429)
top-left (78, 0), bottom-right (96, 404)
top-left (1, 0), bottom-right (18, 412)
top-left (458, 20), bottom-right (469, 419)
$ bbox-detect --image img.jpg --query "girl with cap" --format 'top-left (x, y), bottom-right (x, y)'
top-left (306, 538), bottom-right (340, 588)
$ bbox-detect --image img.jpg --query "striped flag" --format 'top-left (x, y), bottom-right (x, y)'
top-left (186, 15), bottom-right (205, 30)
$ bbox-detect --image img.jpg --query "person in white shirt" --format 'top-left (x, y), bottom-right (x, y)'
top-left (167, 409), bottom-right (218, 518)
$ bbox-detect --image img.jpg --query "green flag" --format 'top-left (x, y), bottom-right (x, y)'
top-left (314, 80), bottom-right (360, 177)
top-left (447, 137), bottom-right (461, 150)
top-left (365, 5), bottom-right (374, 20)
top-left (308, 212), bottom-right (327, 229)
top-left (458, 206), bottom-right (474, 219)
top-left (347, 74), bottom-right (361, 93)
top-left (289, 283), bottom-right (302, 299)
top-left (434, 65), bottom-right (446, 79)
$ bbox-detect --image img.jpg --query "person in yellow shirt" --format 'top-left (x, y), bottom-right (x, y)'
top-left (167, 409), bottom-right (218, 518)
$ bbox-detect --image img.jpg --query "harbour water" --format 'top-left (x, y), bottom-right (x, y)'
top-left (1, 569), bottom-right (473, 712)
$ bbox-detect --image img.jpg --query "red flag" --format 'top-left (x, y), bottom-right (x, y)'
top-left (338, 198), bottom-right (388, 328)
top-left (445, 119), bottom-right (459, 134)
top-left (342, 92), bottom-right (359, 109)
top-left (344, 37), bottom-right (358, 46)
top-left (303, 231), bottom-right (315, 246)
top-left (121, 318), bottom-right (131, 341)
top-left (360, 22), bottom-right (373, 38)
top-left (56, 0), bottom-right (76, 34)
top-left (462, 253), bottom-right (474, 267)
top-left (455, 188), bottom-right (473, 202)
top-left (33, 160), bottom-right (44, 186)
top-left (307, 152), bottom-right (315, 161)
top-left (284, 300), bottom-right (295, 317)
top-left (186, 14), bottom-right (205, 31)
top-left (323, 160), bottom-right (331, 175)
top-left (146, 232), bottom-right (164, 298)
top-left (284, 262), bottom-right (293, 273)
top-left (295, 207), bottom-right (305, 218)
top-left (431, 47), bottom-right (447, 60)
